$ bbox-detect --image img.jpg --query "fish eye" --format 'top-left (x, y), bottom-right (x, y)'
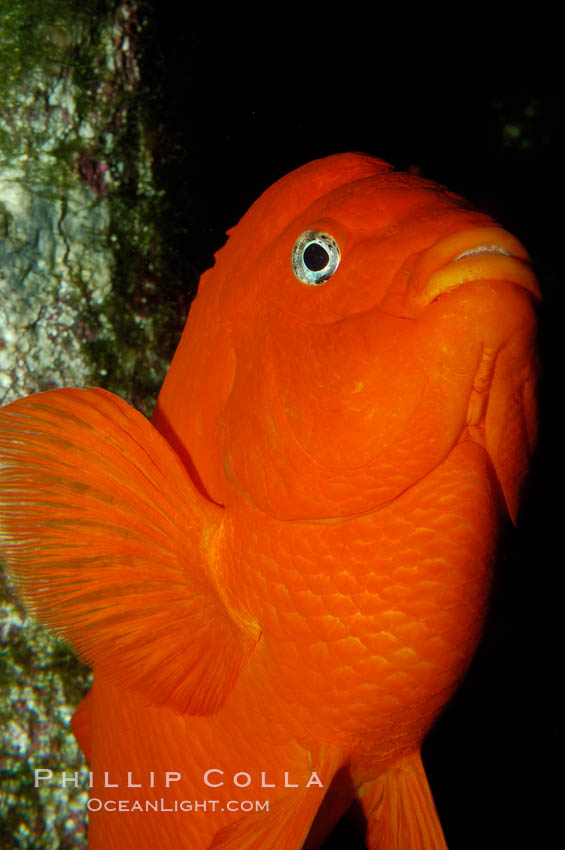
top-left (292, 230), bottom-right (341, 285)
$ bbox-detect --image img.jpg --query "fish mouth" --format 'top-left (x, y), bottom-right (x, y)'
top-left (407, 226), bottom-right (541, 312)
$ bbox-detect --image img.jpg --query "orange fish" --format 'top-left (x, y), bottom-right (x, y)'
top-left (0, 153), bottom-right (539, 849)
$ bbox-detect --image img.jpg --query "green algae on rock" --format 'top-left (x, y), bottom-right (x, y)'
top-left (0, 2), bottom-right (194, 846)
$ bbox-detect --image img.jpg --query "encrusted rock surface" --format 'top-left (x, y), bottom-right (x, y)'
top-left (0, 3), bottom-right (191, 846)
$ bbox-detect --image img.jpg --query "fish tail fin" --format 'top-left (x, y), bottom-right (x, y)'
top-left (358, 752), bottom-right (448, 850)
top-left (0, 388), bottom-right (259, 715)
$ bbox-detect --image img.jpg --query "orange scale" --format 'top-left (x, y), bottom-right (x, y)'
top-left (350, 590), bottom-right (387, 617)
top-left (331, 569), bottom-right (365, 595)
top-left (263, 580), bottom-right (296, 611)
top-left (287, 588), bottom-right (330, 618)
top-left (390, 646), bottom-right (421, 667)
top-left (359, 568), bottom-right (395, 594)
top-left (326, 636), bottom-right (372, 666)
top-left (331, 665), bottom-right (365, 691)
top-left (323, 592), bottom-right (362, 618)
top-left (307, 612), bottom-right (354, 643)
top-left (363, 630), bottom-right (402, 656)
top-left (299, 570), bottom-right (339, 596)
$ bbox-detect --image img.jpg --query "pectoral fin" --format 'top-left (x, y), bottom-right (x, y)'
top-left (0, 388), bottom-right (259, 715)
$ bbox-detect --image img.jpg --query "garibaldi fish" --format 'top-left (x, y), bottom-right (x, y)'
top-left (0, 153), bottom-right (540, 849)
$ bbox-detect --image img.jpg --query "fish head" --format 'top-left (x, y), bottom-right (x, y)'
top-left (154, 154), bottom-right (540, 522)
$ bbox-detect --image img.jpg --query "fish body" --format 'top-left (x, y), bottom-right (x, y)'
top-left (0, 154), bottom-right (539, 849)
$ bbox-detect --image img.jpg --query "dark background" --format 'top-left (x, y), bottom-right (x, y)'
top-left (140, 12), bottom-right (561, 849)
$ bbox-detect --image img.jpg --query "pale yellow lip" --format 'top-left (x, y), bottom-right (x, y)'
top-left (408, 226), bottom-right (541, 311)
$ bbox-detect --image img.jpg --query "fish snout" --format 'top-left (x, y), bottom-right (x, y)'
top-left (405, 226), bottom-right (541, 314)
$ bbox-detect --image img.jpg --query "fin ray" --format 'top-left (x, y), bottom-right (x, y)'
top-left (358, 751), bottom-right (448, 850)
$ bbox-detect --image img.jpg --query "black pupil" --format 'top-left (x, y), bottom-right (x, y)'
top-left (303, 242), bottom-right (329, 272)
